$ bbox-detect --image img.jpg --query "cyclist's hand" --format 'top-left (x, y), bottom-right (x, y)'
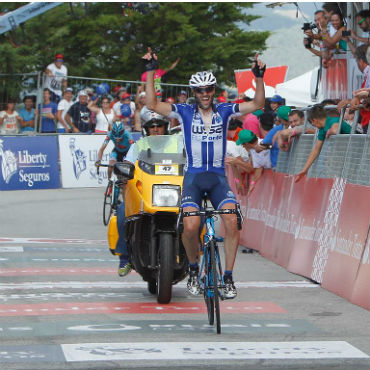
top-left (251, 53), bottom-right (266, 78)
top-left (142, 46), bottom-right (159, 71)
top-left (95, 160), bottom-right (101, 168)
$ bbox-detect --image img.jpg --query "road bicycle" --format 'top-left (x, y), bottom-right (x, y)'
top-left (97, 163), bottom-right (124, 226)
top-left (180, 197), bottom-right (242, 334)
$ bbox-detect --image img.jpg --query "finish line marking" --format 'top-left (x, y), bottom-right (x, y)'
top-left (0, 301), bottom-right (286, 316)
top-left (0, 281), bottom-right (318, 290)
top-left (61, 341), bottom-right (369, 361)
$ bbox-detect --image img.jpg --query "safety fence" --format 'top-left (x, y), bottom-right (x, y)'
top-left (0, 72), bottom-right (191, 132)
top-left (225, 129), bottom-right (370, 311)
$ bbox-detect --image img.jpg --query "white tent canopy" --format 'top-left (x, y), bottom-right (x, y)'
top-left (275, 68), bottom-right (321, 107)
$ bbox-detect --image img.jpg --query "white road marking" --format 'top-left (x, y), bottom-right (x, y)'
top-left (61, 341), bottom-right (369, 361)
top-left (0, 238), bottom-right (106, 245)
top-left (0, 247), bottom-right (24, 252)
top-left (0, 281), bottom-right (318, 291)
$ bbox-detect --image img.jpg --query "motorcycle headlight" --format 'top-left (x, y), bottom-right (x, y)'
top-left (152, 185), bottom-right (181, 207)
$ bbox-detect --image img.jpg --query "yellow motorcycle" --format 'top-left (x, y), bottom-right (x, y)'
top-left (108, 134), bottom-right (188, 303)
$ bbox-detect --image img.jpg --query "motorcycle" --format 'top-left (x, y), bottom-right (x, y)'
top-left (108, 134), bottom-right (188, 304)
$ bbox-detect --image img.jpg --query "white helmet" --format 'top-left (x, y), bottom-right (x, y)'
top-left (189, 71), bottom-right (217, 88)
top-left (140, 106), bottom-right (169, 136)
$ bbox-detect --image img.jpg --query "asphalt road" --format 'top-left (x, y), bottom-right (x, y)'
top-left (0, 188), bottom-right (369, 370)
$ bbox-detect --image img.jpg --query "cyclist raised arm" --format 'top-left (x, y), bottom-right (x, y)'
top-left (143, 46), bottom-right (266, 299)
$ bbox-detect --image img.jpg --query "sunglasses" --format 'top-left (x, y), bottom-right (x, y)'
top-left (358, 17), bottom-right (366, 25)
top-left (149, 122), bottom-right (165, 128)
top-left (194, 86), bottom-right (215, 94)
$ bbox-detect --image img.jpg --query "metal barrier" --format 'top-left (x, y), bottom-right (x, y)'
top-left (0, 72), bottom-right (191, 133)
top-left (275, 104), bottom-right (370, 186)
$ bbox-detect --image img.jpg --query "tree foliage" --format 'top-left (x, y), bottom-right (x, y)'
top-left (0, 2), bottom-right (269, 85)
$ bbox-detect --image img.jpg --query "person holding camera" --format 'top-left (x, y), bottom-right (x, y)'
top-left (303, 10), bottom-right (326, 58)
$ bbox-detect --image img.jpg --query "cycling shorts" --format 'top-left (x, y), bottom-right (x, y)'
top-left (109, 150), bottom-right (127, 162)
top-left (181, 172), bottom-right (237, 210)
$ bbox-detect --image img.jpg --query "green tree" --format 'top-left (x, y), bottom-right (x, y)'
top-left (0, 2), bottom-right (269, 86)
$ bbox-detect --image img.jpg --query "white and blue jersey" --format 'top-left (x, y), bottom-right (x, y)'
top-left (171, 103), bottom-right (240, 175)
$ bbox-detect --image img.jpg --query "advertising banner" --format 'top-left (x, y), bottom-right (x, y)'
top-left (234, 66), bottom-right (288, 97)
top-left (58, 135), bottom-right (114, 188)
top-left (0, 136), bottom-right (60, 191)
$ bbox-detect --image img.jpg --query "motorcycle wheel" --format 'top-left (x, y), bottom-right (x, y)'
top-left (147, 278), bottom-right (156, 295)
top-left (156, 233), bottom-right (174, 304)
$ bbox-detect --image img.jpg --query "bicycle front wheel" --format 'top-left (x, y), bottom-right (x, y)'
top-left (203, 248), bottom-right (214, 326)
top-left (103, 182), bottom-right (113, 226)
top-left (210, 241), bottom-right (221, 334)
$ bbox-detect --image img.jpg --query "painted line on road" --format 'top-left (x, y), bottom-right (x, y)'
top-left (0, 246), bottom-right (106, 253)
top-left (0, 268), bottom-right (117, 276)
top-left (0, 280), bottom-right (318, 290)
top-left (0, 341), bottom-right (367, 363)
top-left (61, 341), bottom-right (369, 361)
top-left (0, 301), bottom-right (286, 316)
top-left (0, 237), bottom-right (106, 245)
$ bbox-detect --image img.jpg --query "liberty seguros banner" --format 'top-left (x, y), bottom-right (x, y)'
top-left (58, 134), bottom-right (114, 188)
top-left (0, 136), bottom-right (60, 190)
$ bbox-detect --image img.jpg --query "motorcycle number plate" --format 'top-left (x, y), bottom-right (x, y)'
top-left (155, 164), bottom-right (179, 175)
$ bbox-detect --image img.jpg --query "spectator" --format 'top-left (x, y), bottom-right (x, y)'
top-left (38, 88), bottom-right (57, 133)
top-left (243, 113), bottom-right (261, 137)
top-left (88, 96), bottom-right (117, 134)
top-left (320, 12), bottom-right (347, 51)
top-left (227, 118), bottom-right (243, 142)
top-left (236, 129), bottom-right (272, 194)
top-left (260, 105), bottom-right (291, 168)
top-left (56, 87), bottom-right (74, 133)
top-left (110, 86), bottom-right (123, 109)
top-left (303, 11), bottom-right (326, 59)
top-left (217, 90), bottom-right (228, 103)
top-left (349, 10), bottom-right (370, 44)
top-left (18, 96), bottom-right (36, 133)
top-left (295, 105), bottom-right (352, 182)
top-left (259, 112), bottom-right (274, 138)
top-left (0, 99), bottom-right (21, 135)
top-left (44, 53), bottom-right (67, 104)
top-left (113, 92), bottom-right (135, 120)
top-left (65, 90), bottom-right (92, 133)
top-left (133, 85), bottom-right (146, 132)
top-left (269, 94), bottom-right (284, 117)
top-left (288, 109), bottom-right (305, 128)
top-left (177, 90), bottom-right (187, 103)
top-left (141, 57), bottom-right (180, 91)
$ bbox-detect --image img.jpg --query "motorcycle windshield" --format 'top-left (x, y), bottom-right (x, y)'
top-left (137, 134), bottom-right (186, 165)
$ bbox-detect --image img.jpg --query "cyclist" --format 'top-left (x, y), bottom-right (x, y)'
top-left (95, 121), bottom-right (134, 182)
top-left (142, 47), bottom-right (266, 298)
top-left (111, 110), bottom-right (172, 277)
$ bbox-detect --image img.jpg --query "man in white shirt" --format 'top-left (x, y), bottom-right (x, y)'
top-left (44, 53), bottom-right (68, 104)
top-left (56, 87), bottom-right (74, 133)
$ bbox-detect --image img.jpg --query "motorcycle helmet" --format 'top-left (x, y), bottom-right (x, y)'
top-left (111, 121), bottom-right (125, 138)
top-left (189, 71), bottom-right (217, 88)
top-left (141, 108), bottom-right (169, 136)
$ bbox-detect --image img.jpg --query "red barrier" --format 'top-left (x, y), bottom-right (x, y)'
top-left (225, 164), bottom-right (370, 311)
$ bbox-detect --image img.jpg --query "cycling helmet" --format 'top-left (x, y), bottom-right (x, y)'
top-left (111, 121), bottom-right (125, 137)
top-left (189, 71), bottom-right (217, 88)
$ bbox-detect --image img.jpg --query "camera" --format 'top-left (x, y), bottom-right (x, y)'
top-left (304, 37), bottom-right (313, 49)
top-left (342, 30), bottom-right (351, 37)
top-left (301, 23), bottom-right (317, 31)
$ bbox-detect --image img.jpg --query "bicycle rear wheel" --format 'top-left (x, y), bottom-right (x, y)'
top-left (103, 182), bottom-right (113, 226)
top-left (203, 248), bottom-right (214, 326)
top-left (210, 241), bottom-right (221, 334)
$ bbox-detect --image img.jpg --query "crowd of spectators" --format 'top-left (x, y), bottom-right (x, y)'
top-left (0, 53), bottom-right (186, 135)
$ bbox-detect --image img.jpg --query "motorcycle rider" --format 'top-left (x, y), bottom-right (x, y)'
top-left (142, 47), bottom-right (265, 298)
top-left (113, 110), bottom-right (172, 277)
top-left (95, 121), bottom-right (134, 182)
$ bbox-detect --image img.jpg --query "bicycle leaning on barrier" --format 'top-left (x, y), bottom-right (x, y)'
top-left (178, 195), bottom-right (243, 334)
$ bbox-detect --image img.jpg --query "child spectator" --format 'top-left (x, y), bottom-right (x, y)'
top-left (56, 87), bottom-right (74, 133)
top-left (0, 99), bottom-right (21, 135)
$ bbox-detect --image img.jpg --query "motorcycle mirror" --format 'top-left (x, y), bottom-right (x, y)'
top-left (114, 162), bottom-right (135, 180)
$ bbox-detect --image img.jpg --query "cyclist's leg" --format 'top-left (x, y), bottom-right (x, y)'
top-left (116, 200), bottom-right (132, 276)
top-left (207, 174), bottom-right (239, 271)
top-left (108, 151), bottom-right (118, 180)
